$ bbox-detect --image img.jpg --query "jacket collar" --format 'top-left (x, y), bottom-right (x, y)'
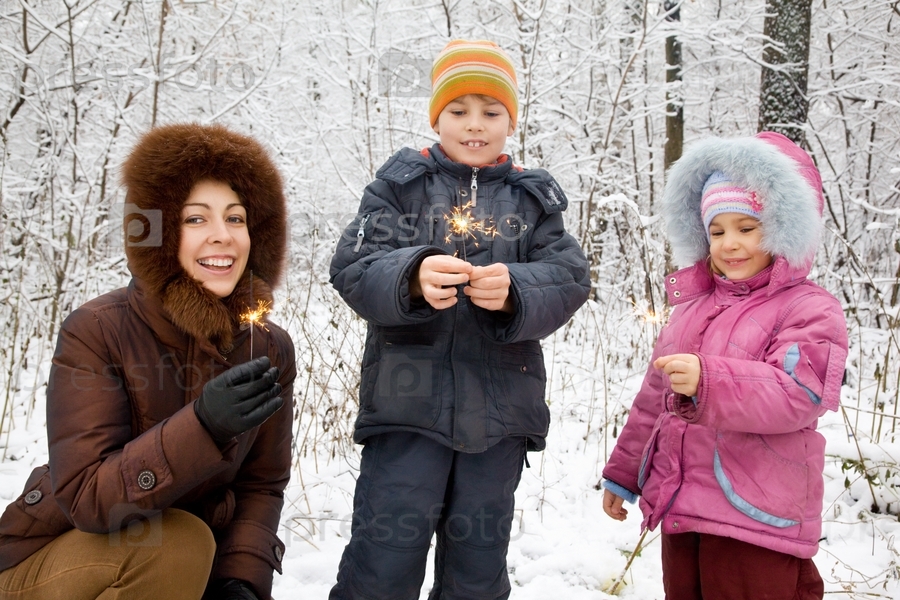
top-left (127, 271), bottom-right (271, 357)
top-left (665, 255), bottom-right (809, 306)
top-left (429, 143), bottom-right (513, 182)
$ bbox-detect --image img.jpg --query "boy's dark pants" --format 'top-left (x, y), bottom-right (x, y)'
top-left (662, 532), bottom-right (824, 600)
top-left (330, 432), bottom-right (526, 600)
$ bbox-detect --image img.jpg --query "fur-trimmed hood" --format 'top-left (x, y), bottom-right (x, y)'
top-left (662, 131), bottom-right (825, 269)
top-left (121, 123), bottom-right (287, 352)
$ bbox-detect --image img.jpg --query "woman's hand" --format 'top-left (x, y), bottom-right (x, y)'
top-left (194, 357), bottom-right (283, 443)
top-left (204, 579), bottom-right (259, 600)
top-left (603, 489), bottom-right (628, 521)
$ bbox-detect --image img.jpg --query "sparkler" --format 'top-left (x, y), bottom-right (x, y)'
top-left (239, 272), bottom-right (271, 360)
top-left (631, 300), bottom-right (667, 326)
top-left (444, 202), bottom-right (497, 261)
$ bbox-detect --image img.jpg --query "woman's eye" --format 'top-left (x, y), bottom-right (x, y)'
top-left (184, 216), bottom-right (204, 225)
top-left (227, 215), bottom-right (246, 224)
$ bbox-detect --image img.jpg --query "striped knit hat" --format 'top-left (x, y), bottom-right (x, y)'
top-left (429, 40), bottom-right (519, 130)
top-left (700, 171), bottom-right (763, 237)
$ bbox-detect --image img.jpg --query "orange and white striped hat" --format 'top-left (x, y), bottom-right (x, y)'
top-left (429, 40), bottom-right (519, 130)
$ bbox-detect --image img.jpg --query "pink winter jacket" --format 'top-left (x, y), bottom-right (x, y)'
top-left (602, 255), bottom-right (848, 559)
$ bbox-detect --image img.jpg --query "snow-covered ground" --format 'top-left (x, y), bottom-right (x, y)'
top-left (3, 312), bottom-right (898, 599)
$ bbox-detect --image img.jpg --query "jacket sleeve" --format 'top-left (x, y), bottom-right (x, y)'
top-left (211, 326), bottom-right (296, 600)
top-left (473, 209), bottom-right (591, 344)
top-left (672, 291), bottom-right (848, 434)
top-left (600, 335), bottom-right (670, 497)
top-left (330, 178), bottom-right (446, 327)
top-left (47, 307), bottom-right (236, 533)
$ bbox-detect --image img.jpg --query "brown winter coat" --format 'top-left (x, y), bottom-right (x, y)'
top-left (0, 123), bottom-right (294, 599)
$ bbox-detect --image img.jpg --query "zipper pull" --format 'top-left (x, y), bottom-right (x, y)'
top-left (353, 214), bottom-right (370, 252)
top-left (470, 167), bottom-right (479, 207)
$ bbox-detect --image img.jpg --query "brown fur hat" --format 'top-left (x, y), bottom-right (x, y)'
top-left (121, 123), bottom-right (287, 351)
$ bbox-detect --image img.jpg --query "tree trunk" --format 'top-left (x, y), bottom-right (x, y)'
top-left (758, 0), bottom-right (812, 145)
top-left (664, 0), bottom-right (683, 170)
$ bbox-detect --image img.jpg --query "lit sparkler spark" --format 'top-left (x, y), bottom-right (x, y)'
top-left (631, 300), bottom-right (667, 325)
top-left (444, 202), bottom-right (497, 260)
top-left (239, 299), bottom-right (271, 360)
top-left (240, 299), bottom-right (272, 331)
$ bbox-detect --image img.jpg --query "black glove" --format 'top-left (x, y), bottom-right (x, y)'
top-left (203, 579), bottom-right (259, 600)
top-left (194, 356), bottom-right (283, 443)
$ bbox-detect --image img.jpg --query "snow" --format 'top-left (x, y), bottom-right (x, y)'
top-left (3, 314), bottom-right (898, 598)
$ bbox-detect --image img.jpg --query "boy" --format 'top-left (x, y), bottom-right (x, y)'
top-left (329, 40), bottom-right (591, 599)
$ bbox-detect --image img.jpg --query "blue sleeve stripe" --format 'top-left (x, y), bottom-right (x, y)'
top-left (782, 343), bottom-right (822, 405)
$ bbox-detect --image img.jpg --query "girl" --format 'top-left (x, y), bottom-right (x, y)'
top-left (0, 123), bottom-right (295, 600)
top-left (602, 132), bottom-right (848, 600)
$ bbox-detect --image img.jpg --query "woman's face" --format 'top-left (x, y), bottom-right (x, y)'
top-left (178, 180), bottom-right (250, 298)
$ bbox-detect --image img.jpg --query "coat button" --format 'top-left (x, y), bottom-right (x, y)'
top-left (274, 545), bottom-right (283, 562)
top-left (521, 365), bottom-right (528, 373)
top-left (24, 490), bottom-right (42, 505)
top-left (672, 521), bottom-right (679, 529)
top-left (137, 470), bottom-right (157, 490)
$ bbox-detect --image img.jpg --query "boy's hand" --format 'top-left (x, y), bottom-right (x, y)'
top-left (410, 255), bottom-right (472, 310)
top-left (654, 353), bottom-right (701, 397)
top-left (603, 489), bottom-right (628, 521)
top-left (465, 263), bottom-right (513, 313)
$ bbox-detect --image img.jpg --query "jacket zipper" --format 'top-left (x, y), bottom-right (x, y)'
top-left (353, 213), bottom-right (370, 252)
top-left (470, 167), bottom-right (479, 207)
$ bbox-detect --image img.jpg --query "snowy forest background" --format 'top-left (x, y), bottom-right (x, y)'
top-left (1, 0), bottom-right (899, 597)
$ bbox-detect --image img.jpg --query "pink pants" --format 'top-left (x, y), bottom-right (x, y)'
top-left (661, 532), bottom-right (824, 600)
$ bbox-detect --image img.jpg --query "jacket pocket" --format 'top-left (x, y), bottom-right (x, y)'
top-left (714, 432), bottom-right (807, 528)
top-left (360, 332), bottom-right (447, 429)
top-left (487, 341), bottom-right (548, 437)
top-left (0, 465), bottom-right (72, 538)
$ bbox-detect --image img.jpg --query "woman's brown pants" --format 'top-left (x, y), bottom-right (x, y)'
top-left (0, 509), bottom-right (215, 600)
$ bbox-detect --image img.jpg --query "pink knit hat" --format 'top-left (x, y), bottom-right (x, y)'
top-left (700, 171), bottom-right (763, 235)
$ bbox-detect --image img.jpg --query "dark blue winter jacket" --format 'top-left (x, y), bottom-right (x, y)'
top-left (330, 144), bottom-right (591, 452)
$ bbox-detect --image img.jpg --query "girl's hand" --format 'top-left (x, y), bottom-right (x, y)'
top-left (410, 255), bottom-right (472, 310)
top-left (654, 353), bottom-right (701, 397)
top-left (465, 263), bottom-right (513, 313)
top-left (603, 489), bottom-right (628, 521)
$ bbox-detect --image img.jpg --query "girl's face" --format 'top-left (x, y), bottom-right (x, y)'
top-left (708, 213), bottom-right (772, 280)
top-left (178, 180), bottom-right (250, 298)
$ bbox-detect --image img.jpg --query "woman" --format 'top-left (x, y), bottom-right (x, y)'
top-left (0, 123), bottom-right (295, 600)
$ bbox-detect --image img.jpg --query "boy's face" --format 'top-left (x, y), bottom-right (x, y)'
top-left (433, 94), bottom-right (514, 167)
top-left (708, 213), bottom-right (772, 280)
